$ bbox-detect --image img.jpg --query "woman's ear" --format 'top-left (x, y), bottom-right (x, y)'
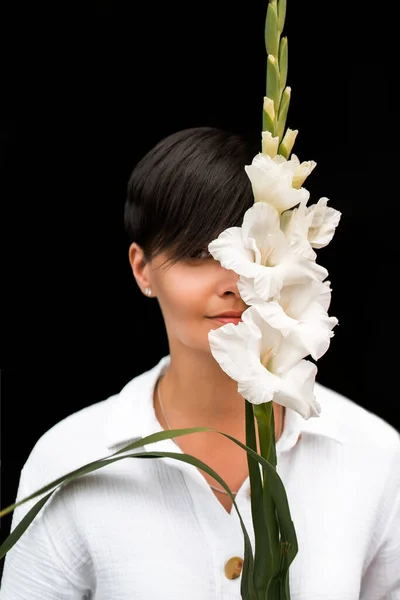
top-left (128, 243), bottom-right (152, 296)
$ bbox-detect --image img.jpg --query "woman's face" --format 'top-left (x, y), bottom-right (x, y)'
top-left (130, 244), bottom-right (248, 355)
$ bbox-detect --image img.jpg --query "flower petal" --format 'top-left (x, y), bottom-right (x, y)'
top-left (208, 305), bottom-right (320, 419)
top-left (307, 197), bottom-right (341, 248)
top-left (273, 360), bottom-right (320, 419)
top-left (208, 227), bottom-right (259, 277)
top-left (261, 130), bottom-right (279, 158)
top-left (208, 314), bottom-right (263, 390)
top-left (276, 280), bottom-right (338, 360)
top-left (242, 203), bottom-right (289, 266)
top-left (245, 153), bottom-right (310, 214)
top-left (237, 276), bottom-right (260, 305)
top-left (253, 256), bottom-right (328, 301)
top-left (292, 159), bottom-right (317, 189)
top-left (279, 280), bottom-right (332, 315)
top-left (280, 200), bottom-right (316, 260)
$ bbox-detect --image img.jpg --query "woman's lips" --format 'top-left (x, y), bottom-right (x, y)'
top-left (208, 317), bottom-right (243, 325)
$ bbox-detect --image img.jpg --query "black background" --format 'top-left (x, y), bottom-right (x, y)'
top-left (0, 0), bottom-right (397, 566)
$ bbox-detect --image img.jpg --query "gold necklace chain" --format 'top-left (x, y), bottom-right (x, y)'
top-left (156, 378), bottom-right (239, 496)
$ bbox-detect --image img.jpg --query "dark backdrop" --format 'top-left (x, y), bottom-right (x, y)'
top-left (0, 0), bottom-right (397, 567)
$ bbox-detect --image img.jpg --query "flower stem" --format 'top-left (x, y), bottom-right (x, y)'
top-left (253, 402), bottom-right (277, 470)
top-left (245, 400), bottom-right (274, 596)
top-left (253, 402), bottom-right (280, 595)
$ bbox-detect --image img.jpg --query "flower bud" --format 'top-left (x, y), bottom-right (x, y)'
top-left (261, 131), bottom-right (279, 158)
top-left (279, 128), bottom-right (298, 158)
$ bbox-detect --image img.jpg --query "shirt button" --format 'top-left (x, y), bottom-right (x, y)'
top-left (224, 556), bottom-right (244, 579)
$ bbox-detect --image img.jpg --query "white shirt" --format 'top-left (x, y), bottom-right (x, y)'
top-left (1, 354), bottom-right (399, 600)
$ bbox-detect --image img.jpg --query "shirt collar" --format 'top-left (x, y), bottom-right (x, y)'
top-left (105, 354), bottom-right (345, 454)
top-left (105, 355), bottom-right (171, 452)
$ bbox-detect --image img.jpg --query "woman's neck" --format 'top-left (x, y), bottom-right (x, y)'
top-left (155, 352), bottom-right (285, 442)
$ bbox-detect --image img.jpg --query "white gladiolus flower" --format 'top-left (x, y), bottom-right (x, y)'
top-left (281, 196), bottom-right (341, 254)
top-left (280, 199), bottom-right (317, 260)
top-left (208, 202), bottom-right (328, 302)
top-left (279, 278), bottom-right (334, 315)
top-left (244, 152), bottom-right (310, 214)
top-left (306, 197), bottom-right (342, 248)
top-left (207, 143), bottom-right (339, 423)
top-left (208, 305), bottom-right (321, 419)
top-left (252, 282), bottom-right (338, 364)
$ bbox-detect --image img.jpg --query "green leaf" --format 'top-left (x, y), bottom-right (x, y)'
top-left (0, 427), bottom-right (211, 519)
top-left (0, 492), bottom-right (53, 557)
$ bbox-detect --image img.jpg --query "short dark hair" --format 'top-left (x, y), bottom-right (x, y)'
top-left (124, 126), bottom-right (259, 270)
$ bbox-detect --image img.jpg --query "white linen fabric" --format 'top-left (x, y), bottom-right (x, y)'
top-left (1, 354), bottom-right (399, 599)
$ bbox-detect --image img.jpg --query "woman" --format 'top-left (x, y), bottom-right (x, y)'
top-left (1, 127), bottom-right (399, 599)
top-left (125, 126), bottom-right (283, 516)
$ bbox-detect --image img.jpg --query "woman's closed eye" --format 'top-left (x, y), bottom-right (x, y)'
top-left (190, 248), bottom-right (213, 260)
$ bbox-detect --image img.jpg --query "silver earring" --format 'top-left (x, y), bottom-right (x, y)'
top-left (145, 287), bottom-right (152, 296)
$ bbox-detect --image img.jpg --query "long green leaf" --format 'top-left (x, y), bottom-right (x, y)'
top-left (0, 428), bottom-right (211, 518)
top-left (0, 492), bottom-right (53, 557)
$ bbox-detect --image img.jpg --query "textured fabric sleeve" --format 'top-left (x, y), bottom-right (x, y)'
top-left (360, 433), bottom-right (400, 600)
top-left (0, 465), bottom-right (94, 600)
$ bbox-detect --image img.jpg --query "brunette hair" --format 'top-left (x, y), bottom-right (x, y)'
top-left (124, 126), bottom-right (259, 269)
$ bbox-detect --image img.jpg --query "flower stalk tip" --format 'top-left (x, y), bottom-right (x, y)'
top-left (264, 0), bottom-right (295, 156)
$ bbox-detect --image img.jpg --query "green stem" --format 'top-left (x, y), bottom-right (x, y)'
top-left (254, 402), bottom-right (277, 470)
top-left (245, 400), bottom-right (273, 596)
top-left (253, 402), bottom-right (280, 597)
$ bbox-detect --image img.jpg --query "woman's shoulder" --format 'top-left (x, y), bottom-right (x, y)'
top-left (20, 357), bottom-right (170, 488)
top-left (21, 378), bottom-right (138, 483)
top-left (313, 381), bottom-right (400, 462)
top-left (20, 392), bottom-right (123, 491)
top-left (7, 360), bottom-right (172, 530)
